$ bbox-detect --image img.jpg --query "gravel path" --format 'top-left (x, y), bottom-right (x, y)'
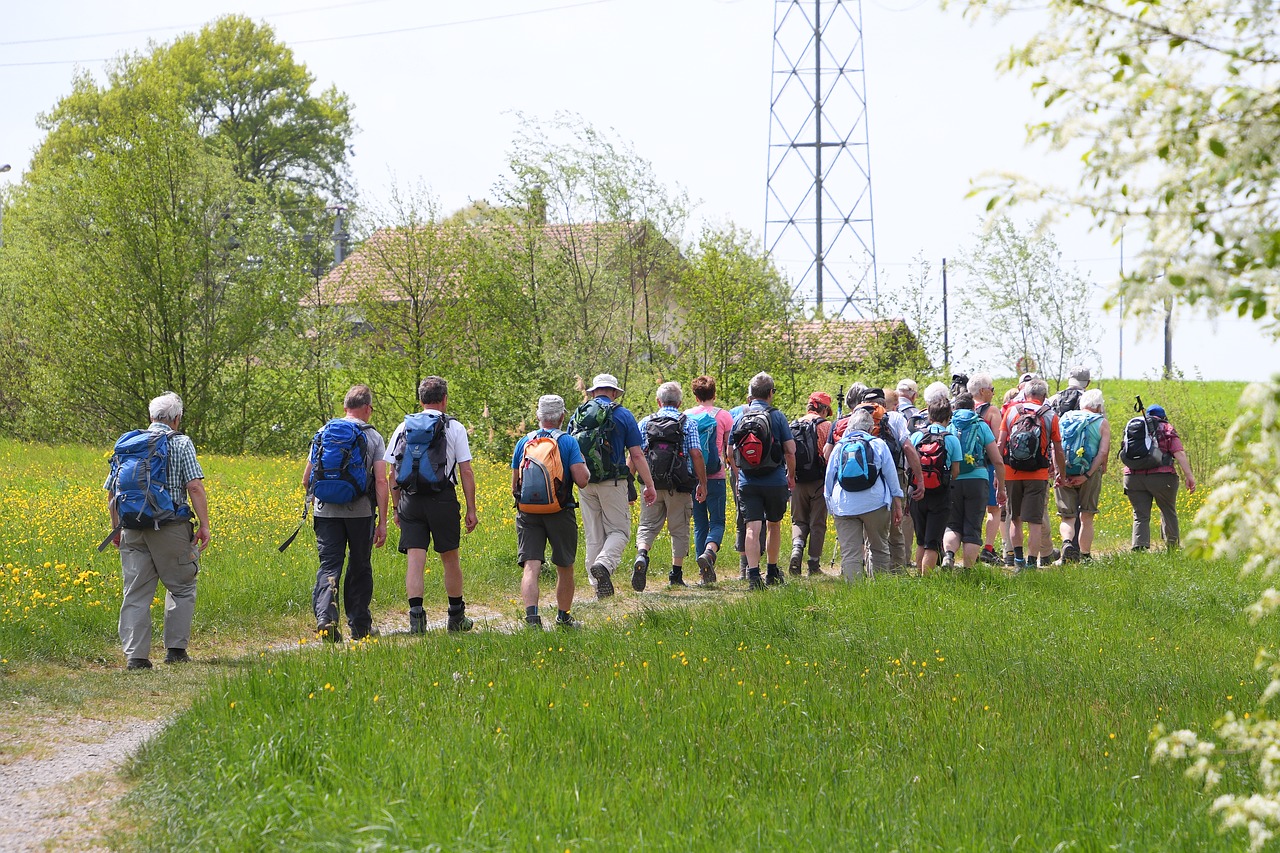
top-left (0, 717), bottom-right (166, 851)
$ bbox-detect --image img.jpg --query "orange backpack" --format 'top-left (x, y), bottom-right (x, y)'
top-left (517, 431), bottom-right (570, 514)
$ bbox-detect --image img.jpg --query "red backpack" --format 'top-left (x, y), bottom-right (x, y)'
top-left (916, 431), bottom-right (950, 492)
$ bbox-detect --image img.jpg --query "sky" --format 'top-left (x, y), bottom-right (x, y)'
top-left (2, 0), bottom-right (1277, 384)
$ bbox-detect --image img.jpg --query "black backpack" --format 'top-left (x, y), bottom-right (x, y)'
top-left (731, 407), bottom-right (781, 472)
top-left (1004, 404), bottom-right (1051, 472)
top-left (1052, 387), bottom-right (1083, 416)
top-left (644, 413), bottom-right (695, 492)
top-left (790, 417), bottom-right (826, 483)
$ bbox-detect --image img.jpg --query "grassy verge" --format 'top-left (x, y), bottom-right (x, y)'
top-left (124, 552), bottom-right (1265, 851)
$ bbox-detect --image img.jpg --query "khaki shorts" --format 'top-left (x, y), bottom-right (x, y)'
top-left (1055, 471), bottom-right (1103, 518)
top-left (1007, 479), bottom-right (1048, 525)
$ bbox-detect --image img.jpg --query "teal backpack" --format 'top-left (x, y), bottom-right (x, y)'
top-left (1061, 410), bottom-right (1104, 476)
top-left (951, 410), bottom-right (987, 476)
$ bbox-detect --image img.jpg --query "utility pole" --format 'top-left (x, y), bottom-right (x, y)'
top-left (1163, 296), bottom-right (1174, 380)
top-left (331, 205), bottom-right (348, 267)
top-left (1118, 229), bottom-right (1124, 380)
top-left (941, 257), bottom-right (949, 374)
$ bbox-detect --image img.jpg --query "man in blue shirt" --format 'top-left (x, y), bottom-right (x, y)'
top-left (633, 382), bottom-right (708, 590)
top-left (512, 395), bottom-right (590, 628)
top-left (575, 373), bottom-right (656, 599)
top-left (729, 372), bottom-right (797, 589)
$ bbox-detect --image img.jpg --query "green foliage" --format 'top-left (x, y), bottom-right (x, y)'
top-left (956, 217), bottom-right (1100, 388)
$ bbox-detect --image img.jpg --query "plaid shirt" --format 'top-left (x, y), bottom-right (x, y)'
top-left (104, 422), bottom-right (204, 509)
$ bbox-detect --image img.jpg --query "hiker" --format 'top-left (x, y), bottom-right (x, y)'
top-left (569, 373), bottom-right (656, 599)
top-left (386, 376), bottom-right (479, 634)
top-left (1049, 366), bottom-right (1091, 414)
top-left (825, 407), bottom-right (903, 581)
top-left (104, 392), bottom-right (210, 669)
top-left (730, 393), bottom-right (765, 578)
top-left (896, 379), bottom-right (919, 421)
top-left (512, 395), bottom-right (591, 629)
top-left (789, 392), bottom-right (834, 577)
top-left (998, 378), bottom-right (1067, 569)
top-left (1121, 402), bottom-right (1196, 551)
top-left (684, 375), bottom-right (736, 585)
top-left (942, 392), bottom-right (1007, 568)
top-left (966, 373), bottom-right (1006, 564)
top-left (633, 382), bottom-right (709, 590)
top-left (304, 384), bottom-right (390, 642)
top-left (729, 372), bottom-right (797, 589)
top-left (922, 381), bottom-right (950, 408)
top-left (1055, 389), bottom-right (1110, 562)
top-left (909, 398), bottom-right (963, 573)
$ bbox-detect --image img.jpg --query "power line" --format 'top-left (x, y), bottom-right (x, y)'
top-left (0, 0), bottom-right (623, 66)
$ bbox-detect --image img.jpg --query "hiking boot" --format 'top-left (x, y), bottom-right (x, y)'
top-left (590, 563), bottom-right (614, 599)
top-left (697, 548), bottom-right (718, 585)
top-left (807, 559), bottom-right (823, 577)
top-left (526, 614), bottom-right (544, 629)
top-left (555, 614), bottom-right (583, 629)
top-left (1003, 552), bottom-right (1016, 567)
top-left (765, 567), bottom-right (784, 586)
top-left (631, 552), bottom-right (649, 592)
top-left (351, 625), bottom-right (378, 641)
top-left (739, 553), bottom-right (749, 580)
top-left (941, 551), bottom-right (956, 569)
top-left (1013, 557), bottom-right (1026, 569)
top-left (979, 545), bottom-right (1000, 565)
top-left (668, 569), bottom-right (687, 587)
top-left (1046, 548), bottom-right (1062, 564)
top-left (788, 549), bottom-right (804, 576)
top-left (164, 648), bottom-right (190, 664)
top-left (1060, 541), bottom-right (1080, 563)
top-left (126, 657), bottom-right (152, 670)
top-left (317, 623), bottom-right (342, 643)
top-left (408, 606), bottom-right (427, 634)
top-left (747, 568), bottom-right (765, 591)
top-left (447, 606), bottom-right (474, 633)
top-left (1132, 544), bottom-right (1149, 553)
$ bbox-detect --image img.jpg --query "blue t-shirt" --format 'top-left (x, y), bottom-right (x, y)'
top-left (592, 395), bottom-right (643, 469)
top-left (731, 401), bottom-right (795, 489)
top-left (911, 423), bottom-right (964, 483)
top-left (512, 429), bottom-right (586, 478)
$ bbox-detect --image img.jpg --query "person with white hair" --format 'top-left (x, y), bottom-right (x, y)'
top-left (824, 407), bottom-right (903, 580)
top-left (632, 382), bottom-right (708, 590)
top-left (967, 372), bottom-right (1005, 564)
top-left (104, 392), bottom-right (210, 669)
top-left (512, 395), bottom-right (590, 628)
top-left (729, 372), bottom-right (797, 589)
top-left (922, 381), bottom-right (950, 408)
top-left (896, 379), bottom-right (919, 421)
top-left (1054, 388), bottom-right (1109, 562)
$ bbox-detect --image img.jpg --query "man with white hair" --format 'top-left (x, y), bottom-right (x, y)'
top-left (967, 372), bottom-right (1004, 563)
top-left (633, 382), bottom-right (708, 589)
top-left (512, 395), bottom-right (590, 628)
top-left (1055, 388), bottom-right (1109, 562)
top-left (896, 379), bottom-right (919, 421)
top-left (824, 406), bottom-right (903, 580)
top-left (104, 392), bottom-right (210, 669)
top-left (570, 373), bottom-right (657, 599)
top-left (998, 378), bottom-right (1067, 569)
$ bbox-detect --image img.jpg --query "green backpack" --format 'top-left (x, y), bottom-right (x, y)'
top-left (568, 399), bottom-right (627, 484)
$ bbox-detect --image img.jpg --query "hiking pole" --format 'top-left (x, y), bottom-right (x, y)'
top-left (277, 497), bottom-right (310, 552)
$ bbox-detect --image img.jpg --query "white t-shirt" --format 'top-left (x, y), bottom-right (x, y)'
top-left (384, 411), bottom-right (472, 484)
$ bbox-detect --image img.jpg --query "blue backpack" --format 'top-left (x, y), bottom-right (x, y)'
top-left (951, 410), bottom-right (987, 476)
top-left (688, 409), bottom-right (723, 476)
top-left (108, 429), bottom-right (189, 530)
top-left (309, 419), bottom-right (373, 505)
top-left (395, 411), bottom-right (453, 494)
top-left (836, 435), bottom-right (880, 492)
top-left (1061, 410), bottom-right (1104, 476)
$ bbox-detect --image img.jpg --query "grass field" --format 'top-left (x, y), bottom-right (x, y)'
top-left (0, 377), bottom-right (1263, 850)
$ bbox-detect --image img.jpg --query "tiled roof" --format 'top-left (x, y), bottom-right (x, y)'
top-left (317, 221), bottom-right (652, 305)
top-left (782, 319), bottom-right (918, 365)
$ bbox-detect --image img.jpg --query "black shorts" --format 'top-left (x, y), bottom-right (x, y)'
top-left (397, 488), bottom-right (461, 554)
top-left (516, 509), bottom-right (579, 568)
top-left (738, 483), bottom-right (790, 523)
top-left (910, 488), bottom-right (949, 552)
top-left (948, 478), bottom-right (989, 545)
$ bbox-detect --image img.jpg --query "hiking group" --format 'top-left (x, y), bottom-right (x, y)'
top-left (102, 369), bottom-right (1196, 664)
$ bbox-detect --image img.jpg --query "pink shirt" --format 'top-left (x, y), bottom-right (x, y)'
top-left (684, 403), bottom-right (734, 481)
top-left (1124, 420), bottom-right (1184, 476)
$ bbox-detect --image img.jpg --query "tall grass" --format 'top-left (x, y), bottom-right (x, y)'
top-left (125, 554), bottom-right (1265, 850)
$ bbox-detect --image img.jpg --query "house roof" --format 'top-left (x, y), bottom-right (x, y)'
top-left (317, 220), bottom-right (658, 305)
top-left (782, 319), bottom-right (917, 365)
